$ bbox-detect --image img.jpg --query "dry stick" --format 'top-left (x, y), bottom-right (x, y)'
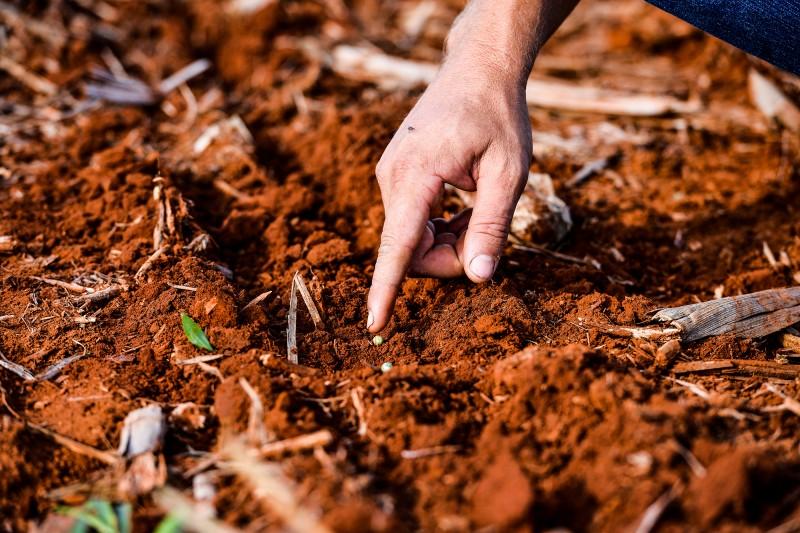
top-left (293, 273), bottom-right (323, 327)
top-left (223, 440), bottom-right (331, 533)
top-left (259, 429), bottom-right (333, 458)
top-left (153, 486), bottom-right (241, 533)
top-left (0, 350), bottom-right (35, 381)
top-left (242, 291), bottom-right (272, 311)
top-left (329, 45), bottom-right (700, 116)
top-left (511, 242), bottom-right (601, 270)
top-left (28, 423), bottom-right (119, 465)
top-left (239, 377), bottom-right (270, 447)
top-left (74, 285), bottom-right (121, 304)
top-left (400, 445), bottom-right (461, 460)
top-left (36, 354), bottom-right (84, 381)
top-left (763, 384), bottom-right (800, 417)
top-left (135, 246), bottom-right (168, 281)
top-left (633, 484), bottom-right (681, 533)
top-left (674, 359), bottom-right (800, 380)
top-left (213, 180), bottom-right (255, 203)
top-left (177, 354), bottom-right (225, 365)
top-left (350, 388), bottom-right (368, 438)
top-left (31, 276), bottom-right (92, 294)
top-left (0, 1), bottom-right (67, 48)
top-left (0, 55), bottom-right (57, 95)
top-left (286, 272), bottom-right (323, 365)
top-left (196, 362), bottom-right (223, 381)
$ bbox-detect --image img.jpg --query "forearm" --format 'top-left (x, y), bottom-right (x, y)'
top-left (444, 0), bottom-right (580, 87)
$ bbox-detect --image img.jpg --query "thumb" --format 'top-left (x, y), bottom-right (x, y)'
top-left (461, 162), bottom-right (525, 283)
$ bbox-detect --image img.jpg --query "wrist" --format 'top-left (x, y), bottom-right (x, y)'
top-left (443, 0), bottom-right (538, 89)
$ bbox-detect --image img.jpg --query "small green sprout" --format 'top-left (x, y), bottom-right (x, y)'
top-left (380, 361), bottom-right (393, 373)
top-left (58, 500), bottom-right (131, 533)
top-left (180, 312), bottom-right (214, 351)
top-left (372, 335), bottom-right (384, 346)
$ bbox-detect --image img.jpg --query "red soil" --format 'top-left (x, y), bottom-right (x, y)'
top-left (1, 0), bottom-right (799, 531)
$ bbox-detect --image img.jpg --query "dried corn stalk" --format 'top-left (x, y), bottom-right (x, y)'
top-left (330, 45), bottom-right (700, 117)
top-left (634, 287), bottom-right (800, 343)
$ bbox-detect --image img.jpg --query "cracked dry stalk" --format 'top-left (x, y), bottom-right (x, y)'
top-left (286, 272), bottom-right (323, 365)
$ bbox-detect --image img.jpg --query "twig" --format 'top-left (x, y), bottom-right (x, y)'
top-left (287, 272), bottom-right (323, 365)
top-left (668, 377), bottom-right (710, 400)
top-left (157, 59), bottom-right (211, 95)
top-left (633, 484), bottom-right (681, 533)
top-left (177, 354), bottom-right (225, 365)
top-left (167, 284), bottom-right (198, 292)
top-left (36, 354), bottom-right (84, 381)
top-left (400, 445), bottom-right (461, 460)
top-left (259, 429), bottom-right (333, 458)
top-left (74, 285), bottom-right (121, 304)
top-left (566, 153), bottom-right (617, 187)
top-left (28, 423), bottom-right (119, 465)
top-left (670, 441), bottom-right (706, 478)
top-left (223, 440), bottom-right (331, 533)
top-left (293, 272), bottom-right (322, 326)
top-left (763, 384), bottom-right (800, 417)
top-left (31, 276), bottom-right (91, 294)
top-left (0, 350), bottom-right (35, 381)
top-left (135, 246), bottom-right (168, 281)
top-left (350, 388), bottom-right (368, 438)
top-left (330, 45), bottom-right (700, 116)
top-left (511, 243), bottom-right (601, 270)
top-left (239, 377), bottom-right (270, 447)
top-left (196, 362), bottom-right (223, 381)
top-left (242, 291), bottom-right (272, 311)
top-left (0, 55), bottom-right (57, 95)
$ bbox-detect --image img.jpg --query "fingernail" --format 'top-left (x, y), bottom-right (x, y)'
top-left (366, 310), bottom-right (375, 329)
top-left (469, 255), bottom-right (496, 281)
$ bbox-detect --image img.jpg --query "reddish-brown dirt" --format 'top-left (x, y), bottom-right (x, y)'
top-left (2, 1), bottom-right (800, 532)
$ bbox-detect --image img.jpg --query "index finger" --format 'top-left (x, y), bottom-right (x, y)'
top-left (367, 176), bottom-right (441, 332)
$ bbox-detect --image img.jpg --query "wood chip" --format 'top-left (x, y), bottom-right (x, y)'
top-left (259, 429), bottom-right (333, 458)
top-left (673, 360), bottom-right (735, 374)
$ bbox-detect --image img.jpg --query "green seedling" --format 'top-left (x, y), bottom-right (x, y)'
top-left (372, 335), bottom-right (384, 346)
top-left (153, 514), bottom-right (183, 533)
top-left (380, 361), bottom-right (393, 373)
top-left (180, 312), bottom-right (214, 351)
top-left (58, 500), bottom-right (131, 533)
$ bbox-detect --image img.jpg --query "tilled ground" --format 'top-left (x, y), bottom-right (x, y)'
top-left (1, 1), bottom-right (800, 531)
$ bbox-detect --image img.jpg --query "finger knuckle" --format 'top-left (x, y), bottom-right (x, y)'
top-left (470, 216), bottom-right (511, 242)
top-left (378, 231), bottom-right (416, 258)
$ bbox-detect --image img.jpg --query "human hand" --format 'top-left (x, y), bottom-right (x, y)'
top-left (366, 59), bottom-right (532, 332)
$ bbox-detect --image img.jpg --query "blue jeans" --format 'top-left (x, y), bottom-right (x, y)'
top-left (647, 0), bottom-right (800, 75)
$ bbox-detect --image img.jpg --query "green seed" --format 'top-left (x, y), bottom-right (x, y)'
top-left (372, 335), bottom-right (384, 346)
top-left (380, 361), bottom-right (393, 373)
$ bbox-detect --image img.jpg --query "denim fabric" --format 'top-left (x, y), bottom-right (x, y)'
top-left (646, 0), bottom-right (800, 75)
